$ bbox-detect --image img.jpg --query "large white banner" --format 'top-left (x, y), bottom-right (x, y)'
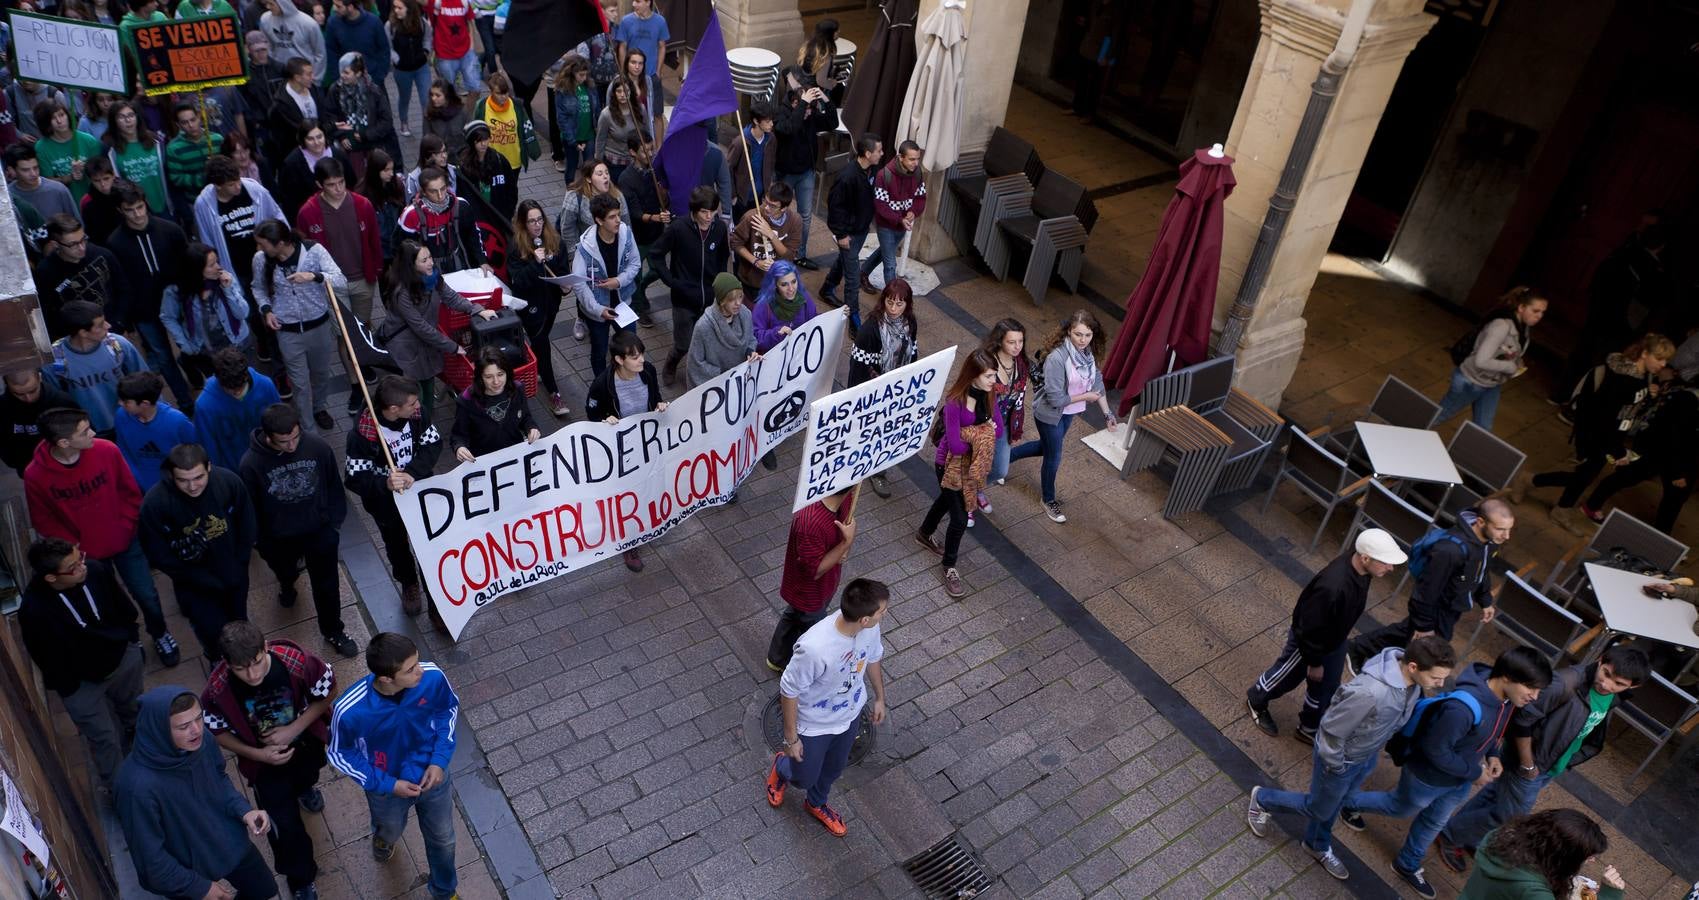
top-left (398, 309), bottom-right (847, 638)
top-left (793, 348), bottom-right (957, 512)
top-left (8, 11), bottom-right (127, 95)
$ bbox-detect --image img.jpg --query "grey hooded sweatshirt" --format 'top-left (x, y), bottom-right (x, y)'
top-left (1314, 647), bottom-right (1421, 772)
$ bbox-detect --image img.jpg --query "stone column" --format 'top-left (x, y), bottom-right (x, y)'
top-left (1214, 0), bottom-right (1433, 407)
top-left (909, 0), bottom-right (1031, 263)
top-left (714, 0), bottom-right (806, 59)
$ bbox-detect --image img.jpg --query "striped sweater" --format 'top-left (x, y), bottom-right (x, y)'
top-left (164, 132), bottom-right (225, 192)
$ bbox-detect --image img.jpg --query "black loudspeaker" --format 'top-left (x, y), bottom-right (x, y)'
top-left (469, 308), bottom-right (529, 368)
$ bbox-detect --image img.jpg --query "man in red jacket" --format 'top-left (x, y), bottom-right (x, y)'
top-left (296, 157), bottom-right (383, 415)
top-left (858, 140), bottom-right (927, 295)
top-left (24, 408), bottom-right (181, 666)
top-left (295, 157), bottom-right (381, 323)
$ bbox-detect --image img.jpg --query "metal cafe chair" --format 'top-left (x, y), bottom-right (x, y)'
top-left (1463, 571), bottom-right (1586, 666)
top-left (941, 126), bottom-right (1041, 256)
top-left (1340, 480), bottom-right (1436, 595)
top-left (1543, 509), bottom-right (1689, 611)
top-left (1261, 429), bottom-right (1371, 552)
top-left (987, 169), bottom-right (1098, 305)
top-left (1610, 671), bottom-right (1699, 783)
top-left (1410, 421), bottom-right (1525, 525)
top-left (1313, 375), bottom-right (1440, 472)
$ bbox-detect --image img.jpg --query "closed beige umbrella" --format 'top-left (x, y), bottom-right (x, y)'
top-left (894, 0), bottom-right (968, 170)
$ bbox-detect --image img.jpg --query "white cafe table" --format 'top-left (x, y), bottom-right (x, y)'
top-left (1353, 421), bottom-right (1462, 486)
top-left (1584, 563), bottom-right (1699, 666)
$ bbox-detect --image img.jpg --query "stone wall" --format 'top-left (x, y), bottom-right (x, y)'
top-left (1381, 0), bottom-right (1615, 308)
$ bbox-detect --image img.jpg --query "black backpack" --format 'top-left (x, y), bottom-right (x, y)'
top-left (1028, 349), bottom-right (1048, 394)
top-left (1447, 313), bottom-right (1515, 366)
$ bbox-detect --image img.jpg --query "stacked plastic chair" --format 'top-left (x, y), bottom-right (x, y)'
top-left (1119, 356), bottom-right (1282, 518)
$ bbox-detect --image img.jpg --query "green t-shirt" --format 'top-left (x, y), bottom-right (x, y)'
top-left (174, 0), bottom-right (236, 18)
top-left (35, 131), bottom-right (104, 204)
top-left (575, 86), bottom-right (594, 143)
top-left (1548, 689), bottom-right (1612, 775)
top-left (111, 141), bottom-right (171, 216)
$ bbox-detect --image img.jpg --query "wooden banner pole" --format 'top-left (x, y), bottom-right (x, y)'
top-left (325, 281), bottom-right (397, 477)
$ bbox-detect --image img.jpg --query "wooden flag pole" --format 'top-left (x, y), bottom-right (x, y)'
top-left (325, 281), bottom-right (397, 477)
top-left (734, 109), bottom-right (759, 209)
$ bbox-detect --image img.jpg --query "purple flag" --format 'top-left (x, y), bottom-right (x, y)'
top-left (655, 8), bottom-right (737, 218)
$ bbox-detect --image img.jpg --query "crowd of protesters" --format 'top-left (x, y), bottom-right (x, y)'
top-left (7, 5), bottom-right (1685, 900)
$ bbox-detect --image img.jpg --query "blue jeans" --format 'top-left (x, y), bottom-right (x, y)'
top-left (367, 773), bottom-right (456, 898)
top-left (473, 15), bottom-right (499, 73)
top-left (823, 230), bottom-right (866, 329)
top-left (781, 171), bottom-right (816, 259)
top-left (394, 66), bottom-right (432, 124)
top-left (1434, 368), bottom-right (1502, 430)
top-left (106, 537), bottom-right (168, 638)
top-left (1257, 754), bottom-right (1378, 853)
top-left (434, 53), bottom-right (482, 95)
top-left (774, 725), bottom-right (857, 808)
top-left (1009, 413), bottom-right (1075, 504)
top-left (859, 226), bottom-right (904, 286)
top-left (1345, 768), bottom-right (1475, 872)
top-left (1441, 770), bottom-right (1551, 850)
top-left (989, 429), bottom-right (1011, 484)
top-left (585, 317), bottom-right (637, 379)
top-left (132, 320), bottom-right (194, 410)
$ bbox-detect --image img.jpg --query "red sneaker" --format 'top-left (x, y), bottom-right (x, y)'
top-left (765, 753), bottom-right (786, 807)
top-left (1579, 503), bottom-right (1605, 524)
top-left (805, 801), bottom-right (846, 837)
top-left (624, 550), bottom-right (644, 572)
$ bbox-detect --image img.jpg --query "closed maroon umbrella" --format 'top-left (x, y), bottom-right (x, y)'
top-left (1103, 148), bottom-right (1236, 417)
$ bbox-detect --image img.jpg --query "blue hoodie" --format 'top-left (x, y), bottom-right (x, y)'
top-left (46, 334), bottom-right (147, 433)
top-left (1406, 661), bottom-right (1512, 787)
top-left (114, 401), bottom-right (197, 492)
top-left (328, 662), bottom-right (459, 795)
top-left (115, 687), bottom-right (256, 900)
top-left (194, 370), bottom-right (282, 470)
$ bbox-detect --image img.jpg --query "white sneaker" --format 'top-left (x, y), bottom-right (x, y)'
top-left (1311, 847), bottom-right (1349, 880)
top-left (1246, 787), bottom-right (1271, 838)
top-left (1044, 501), bottom-right (1067, 523)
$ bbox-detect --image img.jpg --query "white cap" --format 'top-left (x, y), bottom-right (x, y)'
top-left (1355, 528), bottom-right (1408, 566)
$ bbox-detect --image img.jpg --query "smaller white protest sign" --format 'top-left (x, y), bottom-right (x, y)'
top-left (0, 769), bottom-right (49, 866)
top-left (8, 11), bottom-right (127, 95)
top-left (793, 347), bottom-right (957, 511)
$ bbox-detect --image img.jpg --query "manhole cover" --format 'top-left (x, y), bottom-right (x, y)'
top-left (903, 833), bottom-right (992, 899)
top-left (760, 694), bottom-right (876, 765)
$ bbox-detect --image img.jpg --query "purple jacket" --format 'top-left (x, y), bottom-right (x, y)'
top-left (752, 298), bottom-right (818, 353)
top-left (934, 394), bottom-right (1002, 466)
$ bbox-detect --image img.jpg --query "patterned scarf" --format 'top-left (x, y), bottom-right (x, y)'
top-left (878, 314), bottom-right (909, 374)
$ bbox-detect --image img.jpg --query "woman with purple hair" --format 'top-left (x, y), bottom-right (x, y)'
top-left (751, 259), bottom-right (821, 470)
top-left (750, 259), bottom-right (820, 354)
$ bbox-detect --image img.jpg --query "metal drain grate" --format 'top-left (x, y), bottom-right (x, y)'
top-left (760, 693), bottom-right (876, 764)
top-left (902, 834), bottom-right (993, 899)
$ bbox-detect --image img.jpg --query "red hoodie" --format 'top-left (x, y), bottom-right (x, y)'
top-left (24, 438), bottom-right (143, 559)
top-left (426, 0), bottom-right (474, 60)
